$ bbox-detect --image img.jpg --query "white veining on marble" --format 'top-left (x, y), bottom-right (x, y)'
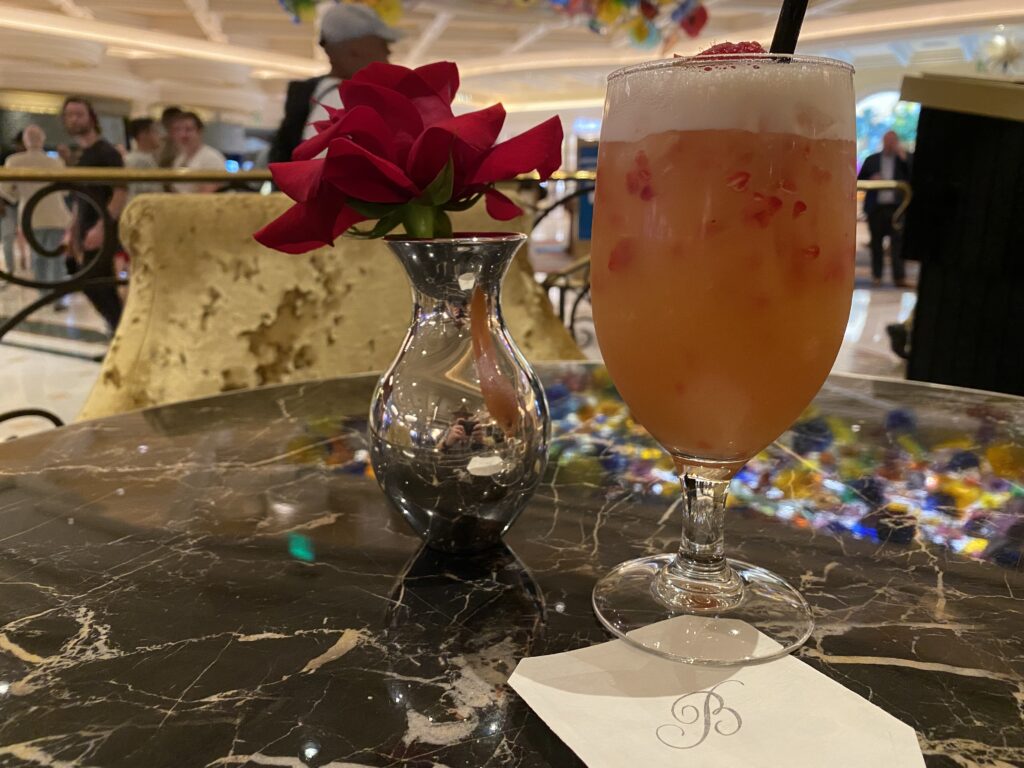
top-left (300, 629), bottom-right (366, 674)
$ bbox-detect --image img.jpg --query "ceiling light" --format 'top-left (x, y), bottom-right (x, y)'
top-left (0, 7), bottom-right (322, 77)
top-left (106, 47), bottom-right (162, 60)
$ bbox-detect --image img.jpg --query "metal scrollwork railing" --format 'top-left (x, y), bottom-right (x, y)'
top-left (533, 181), bottom-right (597, 343)
top-left (857, 179), bottom-right (914, 230)
top-left (0, 168), bottom-right (909, 434)
top-left (0, 167), bottom-right (598, 433)
top-left (0, 182), bottom-right (123, 343)
top-left (0, 181), bottom-right (125, 431)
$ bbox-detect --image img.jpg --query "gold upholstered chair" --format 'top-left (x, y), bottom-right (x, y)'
top-left (77, 194), bottom-right (583, 421)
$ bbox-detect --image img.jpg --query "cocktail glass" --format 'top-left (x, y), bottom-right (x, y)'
top-left (590, 53), bottom-right (855, 664)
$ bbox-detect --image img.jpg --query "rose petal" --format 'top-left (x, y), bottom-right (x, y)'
top-left (332, 205), bottom-right (367, 239)
top-left (351, 62), bottom-right (414, 90)
top-left (269, 159), bottom-right (323, 202)
top-left (406, 104), bottom-right (507, 191)
top-left (322, 137), bottom-right (419, 203)
top-left (255, 194), bottom-right (367, 254)
top-left (414, 61), bottom-right (460, 104)
top-left (353, 63), bottom-right (456, 125)
top-left (405, 129), bottom-right (455, 192)
top-left (294, 105), bottom-right (396, 162)
top-left (255, 199), bottom-right (330, 254)
top-left (484, 188), bottom-right (523, 221)
top-left (471, 116), bottom-right (564, 185)
top-left (293, 119), bottom-right (351, 162)
top-left (339, 81), bottom-right (424, 142)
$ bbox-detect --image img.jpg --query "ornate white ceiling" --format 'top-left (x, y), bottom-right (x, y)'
top-left (0, 0), bottom-right (1020, 125)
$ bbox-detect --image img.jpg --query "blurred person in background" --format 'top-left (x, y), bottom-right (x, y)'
top-left (0, 125), bottom-right (71, 302)
top-left (858, 130), bottom-right (912, 288)
top-left (157, 106), bottom-right (183, 169)
top-left (124, 117), bottom-right (163, 201)
top-left (62, 95), bottom-right (125, 331)
top-left (269, 3), bottom-right (400, 163)
top-left (170, 112), bottom-right (226, 194)
top-left (0, 131), bottom-right (25, 284)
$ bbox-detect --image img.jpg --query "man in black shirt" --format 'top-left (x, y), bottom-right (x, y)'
top-left (62, 95), bottom-right (125, 330)
top-left (269, 4), bottom-right (399, 164)
top-left (857, 130), bottom-right (912, 288)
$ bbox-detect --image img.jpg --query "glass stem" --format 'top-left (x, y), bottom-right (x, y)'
top-left (655, 467), bottom-right (744, 611)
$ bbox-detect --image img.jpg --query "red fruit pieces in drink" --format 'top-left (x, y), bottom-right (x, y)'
top-left (625, 151), bottom-right (654, 200)
top-left (726, 171), bottom-right (750, 192)
top-left (608, 239), bottom-right (635, 272)
top-left (793, 201), bottom-right (808, 218)
top-left (778, 179), bottom-right (798, 194)
top-left (697, 41), bottom-right (766, 56)
top-left (802, 245), bottom-right (821, 260)
top-left (811, 166), bottom-right (833, 184)
top-left (747, 194), bottom-right (783, 228)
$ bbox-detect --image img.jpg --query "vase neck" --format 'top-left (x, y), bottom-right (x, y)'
top-left (386, 234), bottom-right (526, 307)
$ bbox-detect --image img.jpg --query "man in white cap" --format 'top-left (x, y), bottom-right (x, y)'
top-left (269, 3), bottom-right (402, 163)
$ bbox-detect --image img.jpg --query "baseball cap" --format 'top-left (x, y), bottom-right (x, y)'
top-left (320, 3), bottom-right (404, 45)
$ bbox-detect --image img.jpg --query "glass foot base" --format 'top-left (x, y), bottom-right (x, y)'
top-left (592, 554), bottom-right (813, 666)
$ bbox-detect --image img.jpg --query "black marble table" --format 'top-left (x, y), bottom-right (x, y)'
top-left (0, 364), bottom-right (1022, 767)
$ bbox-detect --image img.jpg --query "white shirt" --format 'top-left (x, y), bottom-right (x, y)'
top-left (0, 150), bottom-right (71, 230)
top-left (172, 144), bottom-right (227, 193)
top-left (124, 150), bottom-right (162, 199)
top-left (878, 153), bottom-right (896, 205)
top-left (302, 77), bottom-right (343, 141)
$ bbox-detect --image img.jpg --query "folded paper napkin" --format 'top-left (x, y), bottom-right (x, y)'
top-left (509, 617), bottom-right (925, 768)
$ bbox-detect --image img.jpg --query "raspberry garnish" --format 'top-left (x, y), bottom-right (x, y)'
top-left (697, 41), bottom-right (766, 56)
top-left (793, 201), bottom-right (808, 218)
top-left (608, 239), bottom-right (635, 272)
top-left (726, 171), bottom-right (750, 192)
top-left (748, 195), bottom-right (783, 228)
top-left (625, 151), bottom-right (654, 201)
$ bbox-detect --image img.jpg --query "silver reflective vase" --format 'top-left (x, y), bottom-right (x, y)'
top-left (369, 233), bottom-right (550, 553)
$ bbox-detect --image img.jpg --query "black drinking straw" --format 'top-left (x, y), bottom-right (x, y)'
top-left (770, 0), bottom-right (810, 54)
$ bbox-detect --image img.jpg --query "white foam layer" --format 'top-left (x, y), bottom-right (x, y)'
top-left (602, 58), bottom-right (855, 143)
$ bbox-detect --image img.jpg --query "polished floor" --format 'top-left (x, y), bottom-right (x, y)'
top-left (1, 230), bottom-right (914, 442)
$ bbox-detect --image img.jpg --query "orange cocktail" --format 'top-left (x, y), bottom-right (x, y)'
top-left (590, 53), bottom-right (856, 665)
top-left (592, 128), bottom-right (855, 464)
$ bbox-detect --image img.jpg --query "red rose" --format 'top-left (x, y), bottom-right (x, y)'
top-left (255, 61), bottom-right (564, 253)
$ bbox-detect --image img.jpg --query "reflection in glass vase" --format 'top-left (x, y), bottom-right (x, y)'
top-left (369, 234), bottom-right (550, 554)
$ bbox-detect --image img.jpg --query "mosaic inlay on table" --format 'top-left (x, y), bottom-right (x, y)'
top-left (0, 364), bottom-right (1021, 767)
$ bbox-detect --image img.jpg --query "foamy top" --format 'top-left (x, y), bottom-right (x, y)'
top-left (602, 56), bottom-right (855, 143)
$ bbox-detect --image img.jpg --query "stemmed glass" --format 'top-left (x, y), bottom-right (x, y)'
top-left (590, 53), bottom-right (856, 664)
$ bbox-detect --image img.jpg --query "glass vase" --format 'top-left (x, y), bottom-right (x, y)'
top-left (369, 234), bottom-right (550, 554)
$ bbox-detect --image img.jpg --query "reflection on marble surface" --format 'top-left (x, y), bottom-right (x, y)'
top-left (0, 365), bottom-right (1021, 767)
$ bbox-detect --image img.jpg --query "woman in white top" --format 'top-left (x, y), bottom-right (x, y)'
top-left (0, 125), bottom-right (71, 292)
top-left (170, 112), bottom-right (227, 194)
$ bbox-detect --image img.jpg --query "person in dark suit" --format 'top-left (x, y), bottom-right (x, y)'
top-left (858, 130), bottom-right (912, 288)
top-left (269, 4), bottom-right (401, 164)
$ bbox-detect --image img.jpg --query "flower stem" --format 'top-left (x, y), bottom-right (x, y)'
top-left (403, 204), bottom-right (435, 239)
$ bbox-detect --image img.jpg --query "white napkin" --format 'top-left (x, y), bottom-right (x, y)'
top-left (510, 617), bottom-right (924, 768)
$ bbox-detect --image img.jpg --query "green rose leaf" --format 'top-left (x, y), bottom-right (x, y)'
top-left (433, 209), bottom-right (453, 238)
top-left (402, 203), bottom-right (436, 238)
top-left (419, 156), bottom-right (455, 208)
